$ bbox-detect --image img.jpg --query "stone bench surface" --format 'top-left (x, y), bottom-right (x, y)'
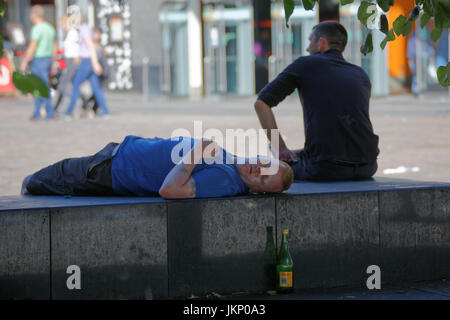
top-left (1, 177), bottom-right (450, 300)
top-left (1, 177), bottom-right (450, 212)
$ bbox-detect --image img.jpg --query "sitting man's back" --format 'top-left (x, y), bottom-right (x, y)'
top-left (255, 21), bottom-right (379, 181)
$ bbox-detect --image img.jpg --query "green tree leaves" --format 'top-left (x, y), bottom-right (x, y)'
top-left (380, 29), bottom-right (395, 49)
top-left (420, 12), bottom-right (432, 28)
top-left (0, 0), bottom-right (5, 17)
top-left (279, 0), bottom-right (449, 86)
top-left (393, 15), bottom-right (413, 37)
top-left (302, 0), bottom-right (317, 11)
top-left (376, 0), bottom-right (394, 13)
top-left (380, 14), bottom-right (388, 34)
top-left (437, 62), bottom-right (450, 87)
top-left (358, 1), bottom-right (377, 28)
top-left (379, 14), bottom-right (395, 49)
top-left (12, 72), bottom-right (49, 98)
top-left (283, 0), bottom-right (295, 27)
top-left (361, 31), bottom-right (373, 56)
top-left (434, 0), bottom-right (450, 30)
top-left (430, 27), bottom-right (443, 42)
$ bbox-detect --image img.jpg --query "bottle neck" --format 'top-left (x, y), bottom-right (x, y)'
top-left (280, 234), bottom-right (289, 254)
top-left (281, 234), bottom-right (288, 246)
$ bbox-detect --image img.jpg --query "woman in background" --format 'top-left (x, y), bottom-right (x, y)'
top-left (64, 16), bottom-right (110, 120)
top-left (54, 14), bottom-right (80, 112)
top-left (81, 27), bottom-right (109, 116)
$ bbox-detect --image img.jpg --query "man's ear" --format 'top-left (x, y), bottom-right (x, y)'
top-left (319, 37), bottom-right (328, 52)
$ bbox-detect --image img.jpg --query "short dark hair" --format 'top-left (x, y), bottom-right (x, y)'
top-left (311, 21), bottom-right (348, 52)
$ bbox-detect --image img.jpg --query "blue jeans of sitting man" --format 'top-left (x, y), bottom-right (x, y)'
top-left (65, 58), bottom-right (110, 116)
top-left (30, 57), bottom-right (54, 119)
top-left (290, 149), bottom-right (378, 181)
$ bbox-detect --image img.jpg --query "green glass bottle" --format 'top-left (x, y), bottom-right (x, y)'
top-left (276, 229), bottom-right (293, 293)
top-left (263, 226), bottom-right (277, 291)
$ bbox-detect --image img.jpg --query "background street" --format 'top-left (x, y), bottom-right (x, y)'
top-left (1, 90), bottom-right (449, 196)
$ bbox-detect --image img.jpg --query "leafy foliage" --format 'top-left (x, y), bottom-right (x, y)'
top-left (357, 1), bottom-right (377, 28)
top-left (283, 0), bottom-right (295, 27)
top-left (437, 62), bottom-right (450, 86)
top-left (376, 0), bottom-right (394, 13)
top-left (302, 0), bottom-right (317, 11)
top-left (361, 30), bottom-right (373, 55)
top-left (430, 27), bottom-right (443, 42)
top-left (12, 72), bottom-right (49, 98)
top-left (393, 15), bottom-right (413, 37)
top-left (379, 14), bottom-right (389, 34)
top-left (0, 0), bottom-right (5, 17)
top-left (380, 29), bottom-right (395, 49)
top-left (282, 0), bottom-right (449, 86)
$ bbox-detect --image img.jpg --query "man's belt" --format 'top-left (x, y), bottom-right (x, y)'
top-left (112, 144), bottom-right (121, 157)
top-left (326, 159), bottom-right (368, 167)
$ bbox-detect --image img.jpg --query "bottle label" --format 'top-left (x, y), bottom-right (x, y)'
top-left (279, 272), bottom-right (292, 288)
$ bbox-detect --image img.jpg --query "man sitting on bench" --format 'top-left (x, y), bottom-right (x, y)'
top-left (254, 21), bottom-right (380, 181)
top-left (21, 135), bottom-right (294, 199)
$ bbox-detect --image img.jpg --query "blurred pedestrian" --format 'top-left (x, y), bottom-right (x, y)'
top-left (436, 29), bottom-right (448, 69)
top-left (20, 5), bottom-right (57, 120)
top-left (81, 27), bottom-right (109, 116)
top-left (54, 14), bottom-right (80, 113)
top-left (64, 16), bottom-right (110, 120)
top-left (407, 22), bottom-right (436, 95)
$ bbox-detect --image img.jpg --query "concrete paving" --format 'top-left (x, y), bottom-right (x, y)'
top-left (221, 279), bottom-right (450, 300)
top-left (0, 89), bottom-right (449, 196)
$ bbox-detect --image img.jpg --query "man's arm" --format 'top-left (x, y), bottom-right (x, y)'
top-left (50, 40), bottom-right (58, 75)
top-left (83, 35), bottom-right (103, 76)
top-left (20, 40), bottom-right (38, 72)
top-left (159, 139), bottom-right (216, 199)
top-left (254, 62), bottom-right (301, 163)
top-left (254, 99), bottom-right (298, 163)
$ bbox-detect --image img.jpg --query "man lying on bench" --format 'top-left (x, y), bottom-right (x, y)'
top-left (21, 135), bottom-right (294, 199)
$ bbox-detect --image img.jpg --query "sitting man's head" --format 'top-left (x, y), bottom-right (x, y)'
top-left (237, 157), bottom-right (294, 194)
top-left (307, 21), bottom-right (348, 55)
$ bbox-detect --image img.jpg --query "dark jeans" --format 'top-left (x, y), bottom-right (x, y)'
top-left (291, 150), bottom-right (378, 181)
top-left (24, 142), bottom-right (119, 196)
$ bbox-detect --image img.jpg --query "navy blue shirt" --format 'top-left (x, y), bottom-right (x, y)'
top-left (258, 49), bottom-right (379, 164)
top-left (111, 136), bottom-right (248, 198)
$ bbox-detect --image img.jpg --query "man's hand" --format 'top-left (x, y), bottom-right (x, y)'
top-left (93, 62), bottom-right (103, 76)
top-left (20, 61), bottom-right (28, 73)
top-left (278, 147), bottom-right (299, 164)
top-left (21, 40), bottom-right (38, 73)
top-left (50, 61), bottom-right (59, 76)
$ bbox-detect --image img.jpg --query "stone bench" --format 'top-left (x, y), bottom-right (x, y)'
top-left (1, 177), bottom-right (449, 300)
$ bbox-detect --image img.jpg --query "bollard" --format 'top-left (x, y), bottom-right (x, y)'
top-left (142, 57), bottom-right (150, 101)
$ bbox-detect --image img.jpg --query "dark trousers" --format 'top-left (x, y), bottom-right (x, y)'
top-left (291, 150), bottom-right (378, 181)
top-left (25, 142), bottom-right (119, 196)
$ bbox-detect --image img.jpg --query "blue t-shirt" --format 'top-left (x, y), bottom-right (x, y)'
top-left (111, 136), bottom-right (248, 198)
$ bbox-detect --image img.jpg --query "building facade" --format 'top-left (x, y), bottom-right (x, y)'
top-left (7, 0), bottom-right (445, 98)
